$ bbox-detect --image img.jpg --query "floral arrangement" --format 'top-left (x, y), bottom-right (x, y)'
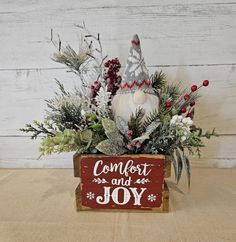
top-left (20, 25), bottom-right (217, 185)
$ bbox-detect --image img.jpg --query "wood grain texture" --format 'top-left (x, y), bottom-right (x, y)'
top-left (0, 0), bottom-right (236, 168)
top-left (0, 0), bottom-right (236, 69)
top-left (1, 65), bottom-right (235, 135)
top-left (1, 135), bottom-right (235, 168)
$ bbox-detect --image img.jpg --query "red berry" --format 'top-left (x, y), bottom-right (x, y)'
top-left (127, 143), bottom-right (132, 150)
top-left (181, 107), bottom-right (187, 113)
top-left (131, 40), bottom-right (140, 45)
top-left (135, 142), bottom-right (141, 149)
top-left (191, 85), bottom-right (198, 92)
top-left (203, 80), bottom-right (209, 86)
top-left (165, 101), bottom-right (172, 108)
top-left (184, 94), bottom-right (190, 100)
top-left (187, 113), bottom-right (193, 119)
top-left (190, 101), bottom-right (195, 107)
top-left (127, 130), bottom-right (133, 137)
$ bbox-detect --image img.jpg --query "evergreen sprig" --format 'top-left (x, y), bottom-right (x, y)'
top-left (46, 102), bottom-right (82, 131)
top-left (52, 44), bottom-right (92, 75)
top-left (142, 109), bottom-right (160, 129)
top-left (20, 120), bottom-right (57, 139)
top-left (128, 108), bottom-right (145, 138)
top-left (160, 82), bottom-right (184, 106)
top-left (151, 70), bottom-right (166, 93)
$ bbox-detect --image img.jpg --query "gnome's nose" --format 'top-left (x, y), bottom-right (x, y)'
top-left (131, 34), bottom-right (140, 46)
top-left (133, 90), bottom-right (147, 105)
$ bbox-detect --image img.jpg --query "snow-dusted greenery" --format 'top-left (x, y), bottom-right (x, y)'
top-left (20, 27), bottom-right (217, 185)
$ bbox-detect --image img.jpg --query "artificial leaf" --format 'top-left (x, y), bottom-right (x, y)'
top-left (128, 108), bottom-right (145, 137)
top-left (145, 121), bottom-right (159, 136)
top-left (80, 129), bottom-right (92, 143)
top-left (132, 134), bottom-right (149, 143)
top-left (101, 118), bottom-right (124, 147)
top-left (170, 153), bottom-right (177, 182)
top-left (80, 129), bottom-right (93, 149)
top-left (106, 131), bottom-right (124, 147)
top-left (86, 112), bottom-right (97, 122)
top-left (175, 148), bottom-right (183, 184)
top-left (102, 118), bottom-right (118, 134)
top-left (89, 122), bottom-right (103, 132)
top-left (132, 121), bottom-right (159, 143)
top-left (183, 155), bottom-right (191, 189)
top-left (116, 116), bottom-right (129, 136)
top-left (142, 109), bottom-right (159, 129)
top-left (96, 139), bottom-right (125, 156)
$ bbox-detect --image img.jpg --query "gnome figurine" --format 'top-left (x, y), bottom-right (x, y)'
top-left (111, 34), bottom-right (160, 123)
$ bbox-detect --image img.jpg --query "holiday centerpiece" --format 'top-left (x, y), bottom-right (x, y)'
top-left (21, 25), bottom-right (217, 212)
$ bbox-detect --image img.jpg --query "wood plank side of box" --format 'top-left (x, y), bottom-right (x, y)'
top-left (73, 153), bottom-right (170, 212)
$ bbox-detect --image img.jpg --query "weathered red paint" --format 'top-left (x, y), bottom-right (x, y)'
top-left (79, 155), bottom-right (165, 210)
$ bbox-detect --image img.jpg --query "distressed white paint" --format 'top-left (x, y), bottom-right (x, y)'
top-left (0, 0), bottom-right (236, 168)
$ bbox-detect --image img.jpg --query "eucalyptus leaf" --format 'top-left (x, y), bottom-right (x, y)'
top-left (183, 155), bottom-right (191, 189)
top-left (170, 153), bottom-right (178, 182)
top-left (175, 148), bottom-right (183, 184)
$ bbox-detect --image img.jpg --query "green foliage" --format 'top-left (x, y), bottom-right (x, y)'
top-left (171, 149), bottom-right (191, 189)
top-left (39, 129), bottom-right (93, 156)
top-left (52, 44), bottom-right (92, 75)
top-left (116, 116), bottom-right (129, 137)
top-left (20, 32), bottom-right (218, 189)
top-left (96, 119), bottom-right (125, 155)
top-left (151, 70), bottom-right (166, 93)
top-left (185, 126), bottom-right (218, 157)
top-left (142, 109), bottom-right (160, 129)
top-left (47, 102), bottom-right (82, 131)
top-left (96, 139), bottom-right (125, 156)
top-left (128, 108), bottom-right (145, 138)
top-left (142, 124), bottom-right (177, 155)
top-left (86, 112), bottom-right (104, 133)
top-left (160, 82), bottom-right (184, 110)
top-left (20, 120), bottom-right (57, 139)
top-left (44, 80), bottom-right (83, 131)
top-left (132, 121), bottom-right (160, 144)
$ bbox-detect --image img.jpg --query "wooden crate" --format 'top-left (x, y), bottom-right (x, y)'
top-left (73, 154), bottom-right (171, 212)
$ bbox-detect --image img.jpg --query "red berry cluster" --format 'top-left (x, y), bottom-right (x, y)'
top-left (183, 80), bottom-right (209, 117)
top-left (104, 58), bottom-right (122, 95)
top-left (90, 80), bottom-right (101, 99)
top-left (165, 80), bottom-right (210, 118)
top-left (90, 58), bottom-right (122, 100)
top-left (126, 130), bottom-right (141, 150)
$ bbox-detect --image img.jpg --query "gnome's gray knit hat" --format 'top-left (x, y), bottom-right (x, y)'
top-left (117, 34), bottom-right (155, 95)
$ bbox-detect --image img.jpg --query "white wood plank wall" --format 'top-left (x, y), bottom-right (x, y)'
top-left (0, 0), bottom-right (236, 168)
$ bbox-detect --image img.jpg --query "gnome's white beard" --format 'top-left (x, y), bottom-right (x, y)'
top-left (111, 92), bottom-right (159, 123)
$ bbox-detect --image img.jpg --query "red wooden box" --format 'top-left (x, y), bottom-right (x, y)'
top-left (73, 154), bottom-right (170, 212)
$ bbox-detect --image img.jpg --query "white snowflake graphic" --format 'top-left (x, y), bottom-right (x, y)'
top-left (148, 194), bottom-right (157, 202)
top-left (86, 192), bottom-right (95, 200)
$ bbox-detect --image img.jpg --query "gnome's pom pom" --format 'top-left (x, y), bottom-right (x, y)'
top-left (133, 90), bottom-right (147, 105)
